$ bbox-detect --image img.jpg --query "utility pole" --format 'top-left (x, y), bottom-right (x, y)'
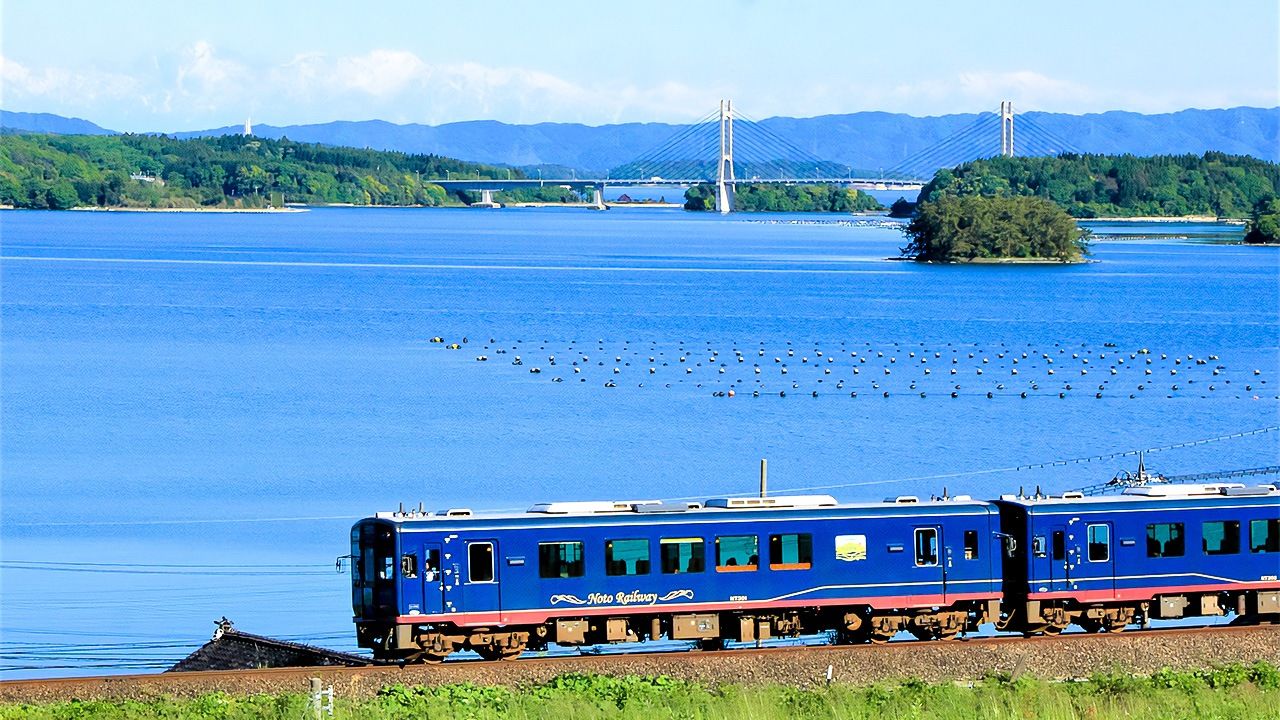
top-left (716, 99), bottom-right (736, 215)
top-left (1000, 101), bottom-right (1015, 157)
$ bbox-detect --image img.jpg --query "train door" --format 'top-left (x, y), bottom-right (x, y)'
top-left (1077, 521), bottom-right (1117, 599)
top-left (420, 543), bottom-right (444, 615)
top-left (1048, 524), bottom-right (1070, 592)
top-left (913, 526), bottom-right (947, 603)
top-left (450, 539), bottom-right (501, 618)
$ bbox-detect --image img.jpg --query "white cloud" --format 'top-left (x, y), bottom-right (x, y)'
top-left (1, 54), bottom-right (140, 109)
top-left (2, 48), bottom-right (1275, 131)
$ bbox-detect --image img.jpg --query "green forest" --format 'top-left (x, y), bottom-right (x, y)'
top-left (917, 152), bottom-right (1279, 218)
top-left (901, 195), bottom-right (1091, 263)
top-left (0, 133), bottom-right (518, 209)
top-left (684, 183), bottom-right (883, 212)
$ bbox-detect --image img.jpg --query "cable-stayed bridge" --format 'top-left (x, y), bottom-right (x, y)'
top-left (434, 100), bottom-right (1080, 214)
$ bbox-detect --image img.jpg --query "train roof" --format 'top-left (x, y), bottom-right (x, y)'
top-left (994, 483), bottom-right (1279, 511)
top-left (366, 493), bottom-right (995, 529)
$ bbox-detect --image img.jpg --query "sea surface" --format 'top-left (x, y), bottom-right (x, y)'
top-left (1, 207), bottom-right (1277, 677)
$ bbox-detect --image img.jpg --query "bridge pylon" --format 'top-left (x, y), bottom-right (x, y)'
top-left (716, 99), bottom-right (736, 214)
top-left (1000, 100), bottom-right (1015, 157)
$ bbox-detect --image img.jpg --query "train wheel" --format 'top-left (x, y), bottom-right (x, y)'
top-left (473, 644), bottom-right (523, 661)
top-left (1041, 622), bottom-right (1067, 636)
top-left (869, 632), bottom-right (894, 644)
top-left (1077, 618), bottom-right (1104, 634)
top-left (835, 628), bottom-right (871, 645)
top-left (908, 626), bottom-right (935, 642)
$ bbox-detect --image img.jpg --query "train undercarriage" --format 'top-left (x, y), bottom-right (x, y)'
top-left (362, 599), bottom-right (999, 663)
top-left (363, 588), bottom-right (1279, 663)
top-left (999, 588), bottom-right (1280, 636)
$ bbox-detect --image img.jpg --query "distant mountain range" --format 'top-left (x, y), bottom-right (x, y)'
top-left (1, 111), bottom-right (115, 136)
top-left (3, 107), bottom-right (1276, 175)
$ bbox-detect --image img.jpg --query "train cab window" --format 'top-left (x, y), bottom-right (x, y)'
top-left (1032, 536), bottom-right (1047, 558)
top-left (963, 530), bottom-right (979, 560)
top-left (605, 539), bottom-right (650, 576)
top-left (716, 535), bottom-right (759, 572)
top-left (1203, 521), bottom-right (1240, 555)
top-left (380, 555), bottom-right (396, 580)
top-left (401, 554), bottom-right (418, 579)
top-left (914, 528), bottom-right (939, 567)
top-left (1052, 531), bottom-right (1065, 561)
top-left (769, 533), bottom-right (812, 570)
top-left (1087, 524), bottom-right (1110, 562)
top-left (539, 541), bottom-right (585, 579)
top-left (1146, 523), bottom-right (1185, 558)
top-left (468, 542), bottom-right (495, 583)
top-left (660, 537), bottom-right (705, 574)
top-left (1251, 518), bottom-right (1280, 553)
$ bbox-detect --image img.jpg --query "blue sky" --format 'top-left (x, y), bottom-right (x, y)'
top-left (2, 0), bottom-right (1276, 131)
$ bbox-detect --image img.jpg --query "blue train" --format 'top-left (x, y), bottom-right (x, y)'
top-left (350, 483), bottom-right (1279, 662)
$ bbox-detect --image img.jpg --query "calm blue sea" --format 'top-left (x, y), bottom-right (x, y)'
top-left (1, 207), bottom-right (1276, 677)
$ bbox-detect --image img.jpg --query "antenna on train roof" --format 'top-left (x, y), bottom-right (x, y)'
top-left (760, 458), bottom-right (768, 499)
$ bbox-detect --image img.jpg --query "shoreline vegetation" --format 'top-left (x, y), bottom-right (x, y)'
top-left (0, 133), bottom-right (520, 211)
top-left (1, 665), bottom-right (1277, 719)
top-left (918, 152), bottom-right (1278, 220)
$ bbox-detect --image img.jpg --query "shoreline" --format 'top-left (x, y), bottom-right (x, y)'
top-left (1080, 215), bottom-right (1246, 224)
top-left (66, 206), bottom-right (308, 214)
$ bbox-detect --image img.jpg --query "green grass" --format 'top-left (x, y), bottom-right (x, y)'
top-left (3, 662), bottom-right (1278, 719)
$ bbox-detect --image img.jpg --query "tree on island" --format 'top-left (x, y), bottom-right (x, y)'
top-left (901, 195), bottom-right (1091, 263)
top-left (1243, 197), bottom-right (1279, 244)
top-left (888, 196), bottom-right (916, 218)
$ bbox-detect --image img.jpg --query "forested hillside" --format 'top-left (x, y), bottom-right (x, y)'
top-left (0, 133), bottom-right (515, 209)
top-left (917, 153), bottom-right (1279, 218)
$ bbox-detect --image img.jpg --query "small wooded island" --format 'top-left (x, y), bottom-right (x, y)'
top-left (900, 195), bottom-right (1091, 263)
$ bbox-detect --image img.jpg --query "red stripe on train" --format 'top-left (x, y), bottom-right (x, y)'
top-left (1028, 580), bottom-right (1280, 602)
top-left (392, 591), bottom-right (1000, 626)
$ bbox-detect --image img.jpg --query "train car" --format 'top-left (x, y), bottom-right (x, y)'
top-left (993, 483), bottom-right (1280, 635)
top-left (350, 493), bottom-right (1003, 661)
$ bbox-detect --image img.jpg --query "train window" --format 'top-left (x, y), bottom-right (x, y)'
top-left (660, 537), bottom-right (705, 574)
top-left (539, 542), bottom-right (585, 579)
top-left (401, 554), bottom-right (418, 579)
top-left (1251, 519), bottom-right (1280, 553)
top-left (1087, 524), bottom-right (1110, 562)
top-left (914, 528), bottom-right (939, 567)
top-left (425, 549), bottom-right (440, 581)
top-left (1203, 521), bottom-right (1240, 555)
top-left (468, 542), bottom-right (495, 583)
top-left (1146, 523), bottom-right (1185, 558)
top-left (1032, 536), bottom-right (1046, 557)
top-left (605, 539), bottom-right (650, 576)
top-left (963, 530), bottom-right (979, 560)
top-left (769, 533), bottom-right (812, 570)
top-left (1052, 531), bottom-right (1065, 561)
top-left (716, 535), bottom-right (759, 572)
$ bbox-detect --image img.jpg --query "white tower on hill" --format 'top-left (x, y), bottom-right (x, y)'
top-left (243, 117), bottom-right (253, 136)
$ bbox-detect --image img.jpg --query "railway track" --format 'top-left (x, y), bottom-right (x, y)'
top-left (3, 623), bottom-right (1278, 703)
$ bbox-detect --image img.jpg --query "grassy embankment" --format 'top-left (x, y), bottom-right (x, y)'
top-left (2, 663), bottom-right (1277, 720)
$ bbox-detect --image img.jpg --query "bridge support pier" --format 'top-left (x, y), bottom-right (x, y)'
top-left (716, 99), bottom-right (736, 214)
top-left (592, 184), bottom-right (606, 210)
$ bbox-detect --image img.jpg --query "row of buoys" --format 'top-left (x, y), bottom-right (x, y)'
top-left (442, 337), bottom-right (1271, 395)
